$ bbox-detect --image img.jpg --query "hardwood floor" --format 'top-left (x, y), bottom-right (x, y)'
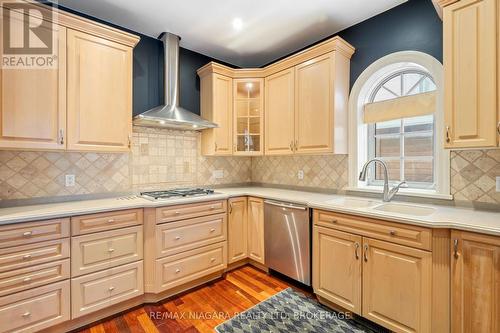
top-left (74, 265), bottom-right (308, 333)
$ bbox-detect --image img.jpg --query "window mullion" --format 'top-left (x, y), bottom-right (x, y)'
top-left (400, 118), bottom-right (404, 182)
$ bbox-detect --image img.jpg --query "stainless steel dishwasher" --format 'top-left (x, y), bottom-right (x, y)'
top-left (264, 200), bottom-right (311, 286)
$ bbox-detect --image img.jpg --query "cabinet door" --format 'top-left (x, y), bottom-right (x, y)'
top-left (227, 197), bottom-right (247, 263)
top-left (0, 16), bottom-right (66, 150)
top-left (295, 53), bottom-right (334, 154)
top-left (451, 230), bottom-right (500, 333)
top-left (313, 226), bottom-right (362, 314)
top-left (247, 197), bottom-right (264, 264)
top-left (443, 0), bottom-right (498, 148)
top-left (67, 29), bottom-right (132, 152)
top-left (233, 79), bottom-right (263, 156)
top-left (265, 68), bottom-right (295, 155)
top-left (362, 238), bottom-right (431, 333)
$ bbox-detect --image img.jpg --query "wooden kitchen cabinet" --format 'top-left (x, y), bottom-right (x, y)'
top-left (0, 15), bottom-right (67, 150)
top-left (227, 197), bottom-right (248, 263)
top-left (362, 238), bottom-right (432, 333)
top-left (265, 68), bottom-right (295, 155)
top-left (247, 197), bottom-right (265, 264)
top-left (200, 73), bottom-right (233, 155)
top-left (443, 0), bottom-right (498, 148)
top-left (233, 79), bottom-right (264, 155)
top-left (67, 29), bottom-right (133, 152)
top-left (313, 226), bottom-right (362, 314)
top-left (451, 230), bottom-right (500, 333)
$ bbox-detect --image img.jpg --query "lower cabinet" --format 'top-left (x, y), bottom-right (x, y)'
top-left (313, 211), bottom-right (432, 333)
top-left (0, 280), bottom-right (70, 333)
top-left (247, 197), bottom-right (265, 264)
top-left (451, 230), bottom-right (500, 333)
top-left (228, 197), bottom-right (248, 263)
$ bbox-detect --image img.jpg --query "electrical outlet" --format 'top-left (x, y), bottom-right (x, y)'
top-left (65, 174), bottom-right (75, 187)
top-left (496, 177), bottom-right (500, 192)
top-left (212, 170), bottom-right (224, 179)
top-left (298, 170), bottom-right (304, 180)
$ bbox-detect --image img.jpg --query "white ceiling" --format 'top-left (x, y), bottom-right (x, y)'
top-left (57, 0), bottom-right (407, 67)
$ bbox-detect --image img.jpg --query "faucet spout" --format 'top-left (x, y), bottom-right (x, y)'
top-left (359, 158), bottom-right (405, 202)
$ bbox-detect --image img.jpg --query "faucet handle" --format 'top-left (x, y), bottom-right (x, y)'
top-left (398, 181), bottom-right (408, 189)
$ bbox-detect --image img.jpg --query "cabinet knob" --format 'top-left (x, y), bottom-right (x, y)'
top-left (22, 231), bottom-right (32, 237)
top-left (108, 248), bottom-right (115, 253)
top-left (175, 211), bottom-right (181, 215)
top-left (22, 312), bottom-right (31, 318)
top-left (23, 277), bottom-right (32, 283)
top-left (175, 268), bottom-right (181, 273)
top-left (210, 258), bottom-right (216, 262)
top-left (107, 219), bottom-right (115, 223)
top-left (108, 286), bottom-right (115, 292)
top-left (209, 206), bottom-right (215, 210)
top-left (23, 254), bottom-right (32, 260)
top-left (209, 228), bottom-right (216, 233)
top-left (175, 236), bottom-right (181, 240)
top-left (389, 230), bottom-right (396, 236)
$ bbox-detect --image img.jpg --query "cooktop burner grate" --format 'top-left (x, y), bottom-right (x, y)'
top-left (140, 188), bottom-right (215, 200)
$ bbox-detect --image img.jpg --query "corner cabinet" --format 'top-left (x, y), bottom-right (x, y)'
top-left (200, 73), bottom-right (233, 156)
top-left (66, 30), bottom-right (133, 152)
top-left (451, 230), bottom-right (500, 333)
top-left (0, 1), bottom-right (139, 152)
top-left (442, 0), bottom-right (499, 148)
top-left (198, 36), bottom-right (354, 156)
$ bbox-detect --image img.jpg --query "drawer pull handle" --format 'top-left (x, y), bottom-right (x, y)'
top-left (210, 258), bottom-right (216, 262)
top-left (175, 236), bottom-right (181, 240)
top-left (107, 219), bottom-right (115, 223)
top-left (209, 228), bottom-right (216, 233)
top-left (108, 248), bottom-right (115, 253)
top-left (175, 269), bottom-right (181, 273)
top-left (23, 231), bottom-right (32, 237)
top-left (23, 277), bottom-right (32, 283)
top-left (363, 244), bottom-right (369, 262)
top-left (354, 242), bottom-right (360, 260)
top-left (22, 312), bottom-right (31, 318)
top-left (23, 254), bottom-right (32, 260)
top-left (389, 230), bottom-right (396, 236)
top-left (108, 286), bottom-right (115, 292)
top-left (330, 219), bottom-right (337, 223)
top-left (210, 206), bottom-right (215, 210)
top-left (453, 239), bottom-right (460, 259)
top-left (175, 211), bottom-right (181, 215)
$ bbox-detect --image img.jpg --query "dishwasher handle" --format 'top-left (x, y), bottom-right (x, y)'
top-left (264, 200), bottom-right (307, 210)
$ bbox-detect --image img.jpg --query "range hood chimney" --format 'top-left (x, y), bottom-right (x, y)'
top-left (133, 33), bottom-right (218, 130)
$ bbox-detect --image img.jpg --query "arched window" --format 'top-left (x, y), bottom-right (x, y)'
top-left (348, 52), bottom-right (450, 199)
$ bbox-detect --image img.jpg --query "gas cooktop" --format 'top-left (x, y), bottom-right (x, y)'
top-left (140, 188), bottom-right (215, 201)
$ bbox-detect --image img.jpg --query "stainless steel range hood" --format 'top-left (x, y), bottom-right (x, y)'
top-left (133, 33), bottom-right (218, 130)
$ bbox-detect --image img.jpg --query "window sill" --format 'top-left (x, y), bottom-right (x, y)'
top-left (345, 186), bottom-right (453, 201)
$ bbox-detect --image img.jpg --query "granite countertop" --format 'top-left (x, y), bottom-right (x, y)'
top-left (0, 186), bottom-right (499, 236)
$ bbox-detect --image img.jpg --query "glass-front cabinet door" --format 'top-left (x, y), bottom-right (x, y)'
top-left (233, 78), bottom-right (264, 155)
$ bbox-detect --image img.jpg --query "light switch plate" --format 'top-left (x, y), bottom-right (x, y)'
top-left (298, 170), bottom-right (304, 180)
top-left (496, 177), bottom-right (500, 192)
top-left (213, 170), bottom-right (224, 179)
top-left (65, 174), bottom-right (75, 187)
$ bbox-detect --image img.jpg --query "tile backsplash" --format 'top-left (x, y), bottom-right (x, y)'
top-left (1, 127), bottom-right (499, 207)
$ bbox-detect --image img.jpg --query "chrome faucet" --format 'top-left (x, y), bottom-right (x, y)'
top-left (359, 158), bottom-right (407, 202)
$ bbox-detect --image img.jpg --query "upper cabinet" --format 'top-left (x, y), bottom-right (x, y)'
top-left (234, 79), bottom-right (264, 155)
top-left (441, 0), bottom-right (499, 148)
top-left (67, 30), bottom-right (133, 152)
top-left (198, 37), bottom-right (355, 156)
top-left (0, 1), bottom-right (139, 152)
top-left (199, 72), bottom-right (233, 156)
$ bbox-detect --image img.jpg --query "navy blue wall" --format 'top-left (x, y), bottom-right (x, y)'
top-left (55, 0), bottom-right (441, 116)
top-left (263, 0), bottom-right (443, 89)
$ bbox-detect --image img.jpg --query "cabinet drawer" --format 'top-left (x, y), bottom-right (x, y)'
top-left (71, 209), bottom-right (143, 235)
top-left (0, 259), bottom-right (70, 297)
top-left (156, 213), bottom-right (227, 258)
top-left (0, 239), bottom-right (70, 273)
top-left (0, 218), bottom-right (69, 249)
top-left (156, 200), bottom-right (226, 224)
top-left (71, 261), bottom-right (143, 318)
top-left (314, 210), bottom-right (432, 251)
top-left (71, 226), bottom-right (143, 276)
top-left (0, 280), bottom-right (70, 333)
top-left (155, 242), bottom-right (226, 292)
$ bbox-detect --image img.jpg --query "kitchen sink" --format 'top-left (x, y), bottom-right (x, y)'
top-left (325, 198), bottom-right (379, 209)
top-left (373, 203), bottom-right (436, 216)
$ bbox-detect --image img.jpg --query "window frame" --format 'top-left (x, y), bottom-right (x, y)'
top-left (347, 51), bottom-right (451, 200)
